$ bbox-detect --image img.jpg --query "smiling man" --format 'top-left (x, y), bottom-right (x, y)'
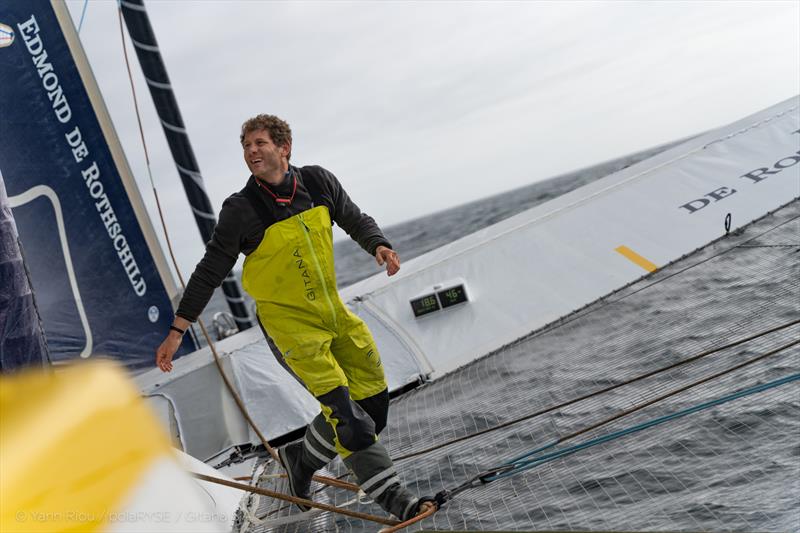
top-left (155, 114), bottom-right (433, 521)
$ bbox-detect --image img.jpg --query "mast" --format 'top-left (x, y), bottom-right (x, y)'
top-left (119, 0), bottom-right (253, 331)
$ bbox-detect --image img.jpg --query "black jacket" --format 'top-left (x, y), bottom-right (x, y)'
top-left (176, 165), bottom-right (391, 321)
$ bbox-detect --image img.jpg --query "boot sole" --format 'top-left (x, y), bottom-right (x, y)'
top-left (278, 446), bottom-right (312, 512)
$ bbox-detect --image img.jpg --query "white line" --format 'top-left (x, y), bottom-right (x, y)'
top-left (8, 186), bottom-right (93, 358)
top-left (309, 423), bottom-right (338, 454)
top-left (129, 37), bottom-right (160, 53)
top-left (302, 439), bottom-right (332, 464)
top-left (160, 119), bottom-right (187, 134)
top-left (360, 467), bottom-right (396, 492)
top-left (175, 163), bottom-right (208, 191)
top-left (144, 76), bottom-right (172, 90)
top-left (191, 205), bottom-right (216, 220)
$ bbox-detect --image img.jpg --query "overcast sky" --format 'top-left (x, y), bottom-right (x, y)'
top-left (63, 0), bottom-right (799, 279)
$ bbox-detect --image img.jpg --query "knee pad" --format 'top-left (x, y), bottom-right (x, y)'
top-left (355, 388), bottom-right (389, 434)
top-left (317, 386), bottom-right (376, 452)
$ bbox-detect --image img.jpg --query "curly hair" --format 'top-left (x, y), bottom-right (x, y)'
top-left (240, 114), bottom-right (292, 160)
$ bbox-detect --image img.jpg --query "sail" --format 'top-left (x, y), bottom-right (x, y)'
top-left (0, 171), bottom-right (50, 372)
top-left (0, 1), bottom-right (196, 368)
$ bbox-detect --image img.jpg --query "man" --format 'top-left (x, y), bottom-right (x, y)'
top-left (155, 114), bottom-right (433, 521)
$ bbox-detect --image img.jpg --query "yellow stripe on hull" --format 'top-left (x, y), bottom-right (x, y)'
top-left (615, 245), bottom-right (658, 273)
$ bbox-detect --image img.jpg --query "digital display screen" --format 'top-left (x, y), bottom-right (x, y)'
top-left (410, 293), bottom-right (440, 317)
top-left (437, 285), bottom-right (468, 308)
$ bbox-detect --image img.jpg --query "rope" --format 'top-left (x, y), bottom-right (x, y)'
top-left (379, 504), bottom-right (438, 532)
top-left (194, 472), bottom-right (439, 531)
top-left (393, 318), bottom-right (800, 461)
top-left (490, 371), bottom-right (800, 481)
top-left (191, 472), bottom-right (398, 526)
top-left (116, 3), bottom-right (273, 450)
top-left (115, 8), bottom-right (184, 294)
top-left (77, 0), bottom-right (90, 33)
top-left (115, 1), bottom-right (361, 503)
top-left (254, 488), bottom-right (369, 524)
top-left (273, 471), bottom-right (360, 492)
top-left (544, 336), bottom-right (799, 448)
top-left (432, 339), bottom-right (799, 503)
top-left (238, 465), bottom-right (362, 530)
top-left (737, 244), bottom-right (799, 248)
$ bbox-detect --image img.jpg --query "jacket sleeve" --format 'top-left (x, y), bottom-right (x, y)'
top-left (318, 167), bottom-right (392, 255)
top-left (175, 198), bottom-right (242, 322)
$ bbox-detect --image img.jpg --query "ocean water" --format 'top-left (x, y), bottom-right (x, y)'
top-left (237, 141), bottom-right (799, 532)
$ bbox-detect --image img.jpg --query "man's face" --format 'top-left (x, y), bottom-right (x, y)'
top-left (242, 129), bottom-right (290, 181)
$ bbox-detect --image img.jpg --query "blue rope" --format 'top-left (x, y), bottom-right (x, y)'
top-left (77, 0), bottom-right (90, 33)
top-left (485, 373), bottom-right (800, 481)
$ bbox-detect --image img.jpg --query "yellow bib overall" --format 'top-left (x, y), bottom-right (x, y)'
top-left (242, 206), bottom-right (387, 456)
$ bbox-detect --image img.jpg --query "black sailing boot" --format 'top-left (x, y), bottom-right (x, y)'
top-left (278, 415), bottom-right (339, 512)
top-left (278, 442), bottom-right (316, 511)
top-left (343, 441), bottom-right (433, 520)
top-left (372, 480), bottom-right (429, 521)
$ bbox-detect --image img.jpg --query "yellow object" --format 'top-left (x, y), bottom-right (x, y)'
top-left (615, 245), bottom-right (658, 273)
top-left (242, 206), bottom-right (387, 456)
top-left (0, 361), bottom-right (171, 532)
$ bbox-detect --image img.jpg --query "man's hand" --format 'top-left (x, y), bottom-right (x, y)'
top-left (156, 318), bottom-right (190, 372)
top-left (375, 245), bottom-right (400, 276)
top-left (155, 332), bottom-right (181, 372)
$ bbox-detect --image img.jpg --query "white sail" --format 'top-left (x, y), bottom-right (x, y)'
top-left (0, 1), bottom-right (197, 368)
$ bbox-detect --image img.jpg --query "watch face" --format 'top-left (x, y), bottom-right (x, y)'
top-left (410, 294), bottom-right (440, 317)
